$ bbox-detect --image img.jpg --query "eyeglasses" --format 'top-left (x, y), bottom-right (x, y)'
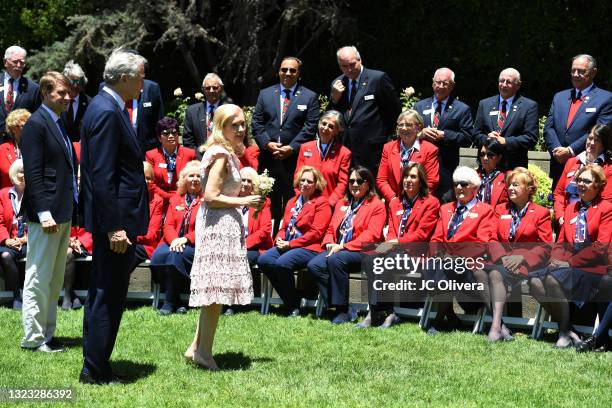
top-left (69, 79), bottom-right (83, 86)
top-left (280, 67), bottom-right (298, 74)
top-left (575, 177), bottom-right (594, 185)
top-left (433, 80), bottom-right (452, 87)
top-left (454, 181), bottom-right (471, 188)
top-left (478, 151), bottom-right (497, 158)
top-left (498, 79), bottom-right (518, 85)
top-left (160, 129), bottom-right (178, 136)
top-left (397, 123), bottom-right (418, 129)
top-left (349, 178), bottom-right (365, 185)
top-left (204, 86), bottom-right (220, 91)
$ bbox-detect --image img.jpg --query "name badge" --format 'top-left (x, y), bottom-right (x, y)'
top-left (500, 214), bottom-right (512, 220)
top-left (297, 104), bottom-right (307, 111)
top-left (175, 206), bottom-right (185, 211)
top-left (303, 151), bottom-right (312, 157)
top-left (340, 206), bottom-right (348, 211)
top-left (364, 94), bottom-right (374, 101)
top-left (489, 111), bottom-right (499, 116)
top-left (158, 163), bottom-right (167, 168)
top-left (567, 171), bottom-right (575, 178)
top-left (468, 212), bottom-right (479, 219)
top-left (396, 210), bottom-right (404, 216)
top-left (143, 102), bottom-right (152, 108)
top-left (585, 107), bottom-right (596, 113)
top-left (422, 109), bottom-right (432, 115)
top-left (569, 216), bottom-right (577, 224)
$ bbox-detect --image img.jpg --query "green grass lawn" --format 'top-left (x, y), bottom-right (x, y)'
top-left (0, 305), bottom-right (611, 407)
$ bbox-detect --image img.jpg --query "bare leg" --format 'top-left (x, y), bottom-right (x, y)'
top-left (193, 304), bottom-right (222, 370)
top-left (185, 321), bottom-right (200, 361)
top-left (487, 269), bottom-right (507, 341)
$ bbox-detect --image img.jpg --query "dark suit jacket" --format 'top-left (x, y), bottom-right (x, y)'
top-left (544, 85), bottom-right (612, 180)
top-left (79, 90), bottom-right (149, 235)
top-left (474, 94), bottom-right (539, 169)
top-left (182, 100), bottom-right (229, 151)
top-left (0, 73), bottom-right (41, 136)
top-left (329, 67), bottom-right (401, 172)
top-left (20, 106), bottom-right (77, 224)
top-left (414, 96), bottom-right (473, 188)
top-left (61, 92), bottom-right (91, 141)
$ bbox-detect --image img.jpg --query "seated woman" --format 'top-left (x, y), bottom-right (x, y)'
top-left (294, 111), bottom-right (351, 208)
top-left (145, 117), bottom-right (197, 206)
top-left (258, 165), bottom-right (332, 316)
top-left (427, 166), bottom-right (495, 334)
top-left (237, 130), bottom-right (260, 170)
top-left (307, 166), bottom-right (386, 324)
top-left (530, 164), bottom-right (612, 348)
top-left (376, 109), bottom-right (439, 203)
top-left (151, 160), bottom-right (202, 315)
top-left (360, 162), bottom-right (440, 328)
top-left (0, 159), bottom-right (26, 310)
top-left (62, 224), bottom-right (92, 310)
top-left (476, 139), bottom-right (508, 206)
top-left (473, 168), bottom-right (553, 341)
top-left (0, 109), bottom-right (30, 189)
top-left (553, 123), bottom-right (612, 225)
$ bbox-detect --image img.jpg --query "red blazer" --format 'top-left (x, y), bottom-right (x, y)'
top-left (489, 202), bottom-right (553, 276)
top-left (477, 169), bottom-right (508, 207)
top-left (72, 141), bottom-right (81, 164)
top-left (432, 201), bottom-right (495, 243)
top-left (163, 193), bottom-right (202, 245)
top-left (376, 139), bottom-right (439, 203)
top-left (0, 187), bottom-right (23, 243)
top-left (386, 194), bottom-right (440, 242)
top-left (0, 141), bottom-right (19, 189)
top-left (246, 198), bottom-right (273, 252)
top-left (145, 146), bottom-right (197, 202)
top-left (322, 195), bottom-right (386, 251)
top-left (136, 193), bottom-right (164, 258)
top-left (553, 198), bottom-right (612, 274)
top-left (553, 157), bottom-right (612, 221)
top-left (239, 145), bottom-right (260, 170)
top-left (277, 194), bottom-right (332, 252)
top-left (294, 140), bottom-right (352, 207)
top-left (70, 227), bottom-right (93, 254)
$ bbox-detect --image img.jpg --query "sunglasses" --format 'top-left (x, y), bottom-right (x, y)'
top-left (575, 177), bottom-right (594, 185)
top-left (160, 129), bottom-right (178, 136)
top-left (204, 86), bottom-right (220, 91)
top-left (454, 181), bottom-right (471, 188)
top-left (280, 68), bottom-right (298, 74)
top-left (349, 178), bottom-right (365, 185)
top-left (478, 151), bottom-right (497, 158)
top-left (69, 79), bottom-right (83, 86)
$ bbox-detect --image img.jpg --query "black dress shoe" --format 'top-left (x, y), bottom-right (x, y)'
top-left (79, 371), bottom-right (127, 385)
top-left (159, 304), bottom-right (175, 316)
top-left (576, 335), bottom-right (605, 353)
top-left (176, 306), bottom-right (188, 314)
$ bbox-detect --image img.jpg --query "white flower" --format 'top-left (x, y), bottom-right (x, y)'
top-left (194, 92), bottom-right (204, 101)
top-left (173, 88), bottom-right (183, 97)
top-left (403, 87), bottom-right (415, 98)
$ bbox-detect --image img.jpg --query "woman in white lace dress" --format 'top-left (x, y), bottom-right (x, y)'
top-left (185, 104), bottom-right (263, 370)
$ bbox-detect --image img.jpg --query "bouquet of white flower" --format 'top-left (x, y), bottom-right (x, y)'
top-left (254, 169), bottom-right (275, 219)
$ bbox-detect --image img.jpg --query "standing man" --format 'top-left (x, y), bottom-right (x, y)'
top-left (415, 68), bottom-right (474, 202)
top-left (544, 54), bottom-right (612, 187)
top-left (183, 73), bottom-right (228, 158)
top-left (20, 72), bottom-right (77, 353)
top-left (474, 68), bottom-right (539, 170)
top-left (1, 46), bottom-right (41, 140)
top-left (252, 57), bottom-right (319, 226)
top-left (79, 49), bottom-right (149, 385)
top-left (329, 46), bottom-right (401, 175)
top-left (61, 60), bottom-right (91, 141)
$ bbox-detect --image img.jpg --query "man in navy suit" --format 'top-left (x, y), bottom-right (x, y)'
top-left (329, 46), bottom-right (401, 175)
top-left (415, 68), bottom-right (474, 202)
top-left (544, 54), bottom-right (612, 187)
top-left (183, 73), bottom-right (229, 158)
top-left (474, 68), bottom-right (539, 170)
top-left (61, 60), bottom-right (91, 142)
top-left (20, 72), bottom-right (77, 353)
top-left (252, 57), bottom-right (319, 226)
top-left (1, 46), bottom-right (41, 140)
top-left (79, 49), bottom-right (149, 385)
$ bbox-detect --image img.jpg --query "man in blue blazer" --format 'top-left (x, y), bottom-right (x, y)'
top-left (61, 60), bottom-right (91, 141)
top-left (252, 57), bottom-right (319, 226)
top-left (80, 50), bottom-right (149, 385)
top-left (20, 72), bottom-right (77, 353)
top-left (544, 54), bottom-right (612, 186)
top-left (329, 46), bottom-right (401, 175)
top-left (1, 46), bottom-right (41, 140)
top-left (474, 68), bottom-right (539, 170)
top-left (415, 67), bottom-right (474, 202)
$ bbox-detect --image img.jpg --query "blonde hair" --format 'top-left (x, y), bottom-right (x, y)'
top-left (5, 108), bottom-right (31, 135)
top-left (8, 159), bottom-right (23, 186)
top-left (204, 104), bottom-right (244, 154)
top-left (505, 167), bottom-right (537, 200)
top-left (176, 160), bottom-right (202, 195)
top-left (293, 165), bottom-right (327, 193)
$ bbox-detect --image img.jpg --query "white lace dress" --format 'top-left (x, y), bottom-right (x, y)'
top-left (189, 145), bottom-right (254, 306)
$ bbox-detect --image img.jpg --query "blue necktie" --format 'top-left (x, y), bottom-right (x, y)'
top-left (285, 196), bottom-right (304, 241)
top-left (477, 170), bottom-right (498, 204)
top-left (447, 205), bottom-right (467, 240)
top-left (56, 119), bottom-right (78, 204)
top-left (508, 203), bottom-right (528, 241)
top-left (399, 195), bottom-right (416, 237)
top-left (574, 202), bottom-right (590, 245)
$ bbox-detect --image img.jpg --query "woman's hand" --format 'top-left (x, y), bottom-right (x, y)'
top-left (326, 243), bottom-right (344, 257)
top-left (69, 238), bottom-right (83, 254)
top-left (501, 255), bottom-right (525, 274)
top-left (243, 194), bottom-right (264, 209)
top-left (275, 238), bottom-right (290, 251)
top-left (5, 238), bottom-right (21, 250)
top-left (170, 237), bottom-right (189, 252)
top-left (549, 259), bottom-right (570, 268)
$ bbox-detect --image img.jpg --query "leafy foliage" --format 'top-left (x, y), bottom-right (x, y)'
top-left (528, 163), bottom-right (553, 208)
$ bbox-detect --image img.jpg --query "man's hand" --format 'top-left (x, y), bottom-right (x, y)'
top-left (552, 147), bottom-right (572, 164)
top-left (108, 230), bottom-right (132, 254)
top-left (487, 131), bottom-right (506, 145)
top-left (331, 80), bottom-right (345, 104)
top-left (41, 218), bottom-right (59, 234)
top-left (421, 127), bottom-right (444, 142)
top-left (169, 237), bottom-right (188, 252)
top-left (266, 142), bottom-right (282, 155)
top-left (274, 145), bottom-right (293, 160)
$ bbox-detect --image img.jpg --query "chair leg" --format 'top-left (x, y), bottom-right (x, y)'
top-left (473, 306), bottom-right (486, 334)
top-left (531, 303), bottom-right (543, 339)
top-left (263, 277), bottom-right (273, 315)
top-left (315, 292), bottom-right (324, 318)
top-left (419, 295), bottom-right (433, 329)
top-left (152, 283), bottom-right (160, 309)
top-left (260, 274), bottom-right (269, 314)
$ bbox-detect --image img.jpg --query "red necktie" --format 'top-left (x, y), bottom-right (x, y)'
top-left (281, 89), bottom-right (291, 123)
top-left (124, 100), bottom-right (134, 126)
top-left (5, 78), bottom-right (14, 111)
top-left (497, 100), bottom-right (507, 130)
top-left (566, 91), bottom-right (584, 128)
top-left (432, 101), bottom-right (442, 128)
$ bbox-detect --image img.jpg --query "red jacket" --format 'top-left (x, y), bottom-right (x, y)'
top-left (70, 226), bottom-right (93, 254)
top-left (489, 202), bottom-right (553, 276)
top-left (0, 187), bottom-right (24, 243)
top-left (294, 140), bottom-right (352, 207)
top-left (246, 198), bottom-right (273, 252)
top-left (322, 196), bottom-right (386, 252)
top-left (136, 193), bottom-right (164, 258)
top-left (239, 145), bottom-right (260, 170)
top-left (277, 194), bottom-right (332, 252)
top-left (553, 157), bottom-right (612, 221)
top-left (0, 141), bottom-right (19, 189)
top-left (145, 146), bottom-right (197, 202)
top-left (376, 139), bottom-right (439, 203)
top-left (477, 169), bottom-right (508, 207)
top-left (163, 193), bottom-right (202, 245)
top-left (386, 194), bottom-right (440, 242)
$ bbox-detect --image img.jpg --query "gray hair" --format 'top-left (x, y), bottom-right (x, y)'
top-left (433, 67), bottom-right (455, 82)
top-left (63, 60), bottom-right (88, 85)
top-left (572, 54), bottom-right (597, 70)
top-left (453, 166), bottom-right (481, 187)
top-left (336, 46), bottom-right (361, 61)
top-left (202, 73), bottom-right (224, 87)
top-left (319, 110), bottom-right (344, 132)
top-left (240, 166), bottom-right (260, 186)
top-left (8, 159), bottom-right (23, 186)
top-left (103, 49), bottom-right (147, 85)
top-left (499, 67), bottom-right (521, 83)
top-left (4, 45), bottom-right (26, 60)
